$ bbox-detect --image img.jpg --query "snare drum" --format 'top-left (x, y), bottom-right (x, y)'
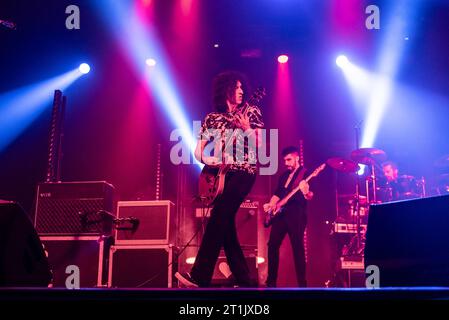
top-left (376, 185), bottom-right (393, 203)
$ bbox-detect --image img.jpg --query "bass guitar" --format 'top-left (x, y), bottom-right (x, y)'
top-left (264, 163), bottom-right (326, 227)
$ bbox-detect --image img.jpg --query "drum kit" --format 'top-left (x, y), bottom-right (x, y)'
top-left (327, 148), bottom-right (426, 253)
top-left (328, 148), bottom-right (427, 212)
top-left (325, 148), bottom-right (449, 287)
top-left (328, 149), bottom-right (449, 230)
top-left (328, 148), bottom-right (449, 286)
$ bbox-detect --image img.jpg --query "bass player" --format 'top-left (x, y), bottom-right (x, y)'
top-left (263, 146), bottom-right (314, 287)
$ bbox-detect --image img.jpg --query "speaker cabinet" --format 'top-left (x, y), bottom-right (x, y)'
top-left (236, 201), bottom-right (259, 248)
top-left (195, 200), bottom-right (259, 248)
top-left (211, 249), bottom-right (259, 287)
top-left (35, 181), bottom-right (115, 235)
top-left (365, 195), bottom-right (449, 286)
top-left (0, 202), bottom-right (51, 287)
top-left (108, 244), bottom-right (177, 288)
top-left (115, 201), bottom-right (175, 245)
top-left (40, 236), bottom-right (112, 288)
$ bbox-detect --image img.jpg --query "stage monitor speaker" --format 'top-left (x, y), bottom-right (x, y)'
top-left (365, 195), bottom-right (449, 286)
top-left (0, 202), bottom-right (51, 287)
top-left (34, 181), bottom-right (115, 235)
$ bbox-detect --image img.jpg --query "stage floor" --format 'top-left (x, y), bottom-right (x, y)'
top-left (2, 287), bottom-right (448, 317)
top-left (2, 287), bottom-right (449, 301)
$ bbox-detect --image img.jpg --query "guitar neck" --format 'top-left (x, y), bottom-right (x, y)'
top-left (305, 175), bottom-right (314, 183)
top-left (293, 173), bottom-right (314, 192)
top-left (238, 101), bottom-right (251, 115)
top-left (281, 184), bottom-right (305, 206)
top-left (287, 164), bottom-right (325, 198)
top-left (238, 92), bottom-right (259, 114)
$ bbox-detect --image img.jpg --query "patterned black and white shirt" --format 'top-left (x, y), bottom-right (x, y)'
top-left (198, 105), bottom-right (264, 174)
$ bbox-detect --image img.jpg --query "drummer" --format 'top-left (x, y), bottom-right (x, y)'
top-left (381, 161), bottom-right (421, 201)
top-left (382, 161), bottom-right (399, 183)
top-left (380, 161), bottom-right (401, 200)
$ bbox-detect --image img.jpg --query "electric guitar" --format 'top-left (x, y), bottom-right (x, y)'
top-left (264, 163), bottom-right (326, 227)
top-left (198, 87), bottom-right (266, 206)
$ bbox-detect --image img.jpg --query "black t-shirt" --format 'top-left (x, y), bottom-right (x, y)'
top-left (274, 167), bottom-right (308, 208)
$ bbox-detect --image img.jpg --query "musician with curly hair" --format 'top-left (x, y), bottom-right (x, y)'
top-left (176, 71), bottom-right (264, 287)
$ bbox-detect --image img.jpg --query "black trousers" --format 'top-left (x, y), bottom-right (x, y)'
top-left (266, 205), bottom-right (307, 287)
top-left (191, 170), bottom-right (256, 287)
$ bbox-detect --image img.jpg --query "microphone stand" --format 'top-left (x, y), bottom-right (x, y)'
top-left (353, 122), bottom-right (362, 253)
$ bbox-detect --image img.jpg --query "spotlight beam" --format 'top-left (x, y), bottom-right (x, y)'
top-left (0, 69), bottom-right (83, 151)
top-left (94, 1), bottom-right (201, 168)
top-left (360, 2), bottom-right (420, 148)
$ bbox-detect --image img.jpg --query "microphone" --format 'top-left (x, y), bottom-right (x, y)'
top-left (0, 19), bottom-right (17, 30)
top-left (128, 216), bottom-right (140, 232)
top-left (113, 216), bottom-right (140, 232)
top-left (78, 210), bottom-right (113, 226)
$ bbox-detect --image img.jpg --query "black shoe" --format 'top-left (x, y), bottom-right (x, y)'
top-left (175, 272), bottom-right (199, 288)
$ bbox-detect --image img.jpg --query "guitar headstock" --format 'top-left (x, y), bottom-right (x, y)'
top-left (247, 87), bottom-right (266, 106)
top-left (311, 163), bottom-right (326, 178)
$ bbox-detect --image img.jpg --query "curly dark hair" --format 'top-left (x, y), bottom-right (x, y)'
top-left (212, 71), bottom-right (249, 113)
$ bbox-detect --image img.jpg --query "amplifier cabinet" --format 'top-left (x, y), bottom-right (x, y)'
top-left (108, 244), bottom-right (177, 288)
top-left (40, 235), bottom-right (112, 288)
top-left (211, 249), bottom-right (259, 287)
top-left (35, 181), bottom-right (115, 235)
top-left (115, 201), bottom-right (175, 245)
top-left (195, 200), bottom-right (258, 247)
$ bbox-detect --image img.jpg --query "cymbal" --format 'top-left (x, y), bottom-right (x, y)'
top-left (327, 157), bottom-right (359, 173)
top-left (350, 148), bottom-right (387, 165)
top-left (434, 154), bottom-right (449, 168)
